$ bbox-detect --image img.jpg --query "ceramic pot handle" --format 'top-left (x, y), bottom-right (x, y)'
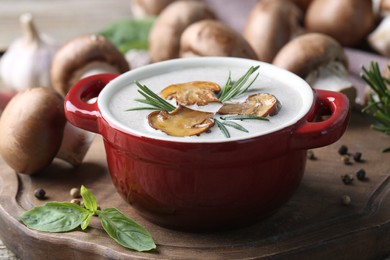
top-left (291, 89), bottom-right (350, 150)
top-left (64, 74), bottom-right (119, 133)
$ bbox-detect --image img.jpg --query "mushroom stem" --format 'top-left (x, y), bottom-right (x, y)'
top-left (305, 62), bottom-right (357, 105)
top-left (56, 122), bottom-right (95, 167)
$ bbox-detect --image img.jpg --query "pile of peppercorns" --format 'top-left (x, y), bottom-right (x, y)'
top-left (308, 144), bottom-right (368, 206)
top-left (34, 187), bottom-right (81, 203)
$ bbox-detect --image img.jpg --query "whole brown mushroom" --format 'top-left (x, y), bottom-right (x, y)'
top-left (305, 0), bottom-right (376, 46)
top-left (180, 19), bottom-right (258, 59)
top-left (148, 0), bottom-right (216, 62)
top-left (273, 33), bottom-right (356, 105)
top-left (0, 88), bottom-right (66, 174)
top-left (51, 34), bottom-right (129, 97)
top-left (243, 0), bottom-right (303, 62)
top-left (290, 0), bottom-right (314, 12)
top-left (0, 87), bottom-right (95, 175)
top-left (131, 0), bottom-right (175, 19)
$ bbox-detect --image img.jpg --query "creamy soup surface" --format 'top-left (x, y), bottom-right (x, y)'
top-left (107, 66), bottom-right (306, 143)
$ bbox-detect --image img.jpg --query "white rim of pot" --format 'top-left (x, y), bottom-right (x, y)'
top-left (99, 57), bottom-right (314, 143)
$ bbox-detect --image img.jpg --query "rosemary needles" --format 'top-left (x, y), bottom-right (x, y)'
top-left (218, 66), bottom-right (260, 102)
top-left (361, 61), bottom-right (390, 152)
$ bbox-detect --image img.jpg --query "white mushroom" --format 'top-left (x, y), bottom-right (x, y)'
top-left (368, 15), bottom-right (390, 57)
top-left (243, 0), bottom-right (304, 62)
top-left (148, 0), bottom-right (216, 62)
top-left (305, 0), bottom-right (376, 46)
top-left (273, 33), bottom-right (356, 105)
top-left (180, 20), bottom-right (258, 59)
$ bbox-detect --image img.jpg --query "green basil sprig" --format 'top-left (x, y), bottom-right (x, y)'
top-left (19, 186), bottom-right (156, 252)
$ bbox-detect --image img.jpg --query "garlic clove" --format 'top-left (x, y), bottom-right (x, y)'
top-left (0, 13), bottom-right (59, 91)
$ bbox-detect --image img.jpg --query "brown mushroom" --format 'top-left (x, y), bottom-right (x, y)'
top-left (0, 87), bottom-right (93, 175)
top-left (148, 0), bottom-right (216, 62)
top-left (148, 105), bottom-right (214, 137)
top-left (130, 0), bottom-right (175, 19)
top-left (218, 93), bottom-right (281, 117)
top-left (368, 16), bottom-right (390, 57)
top-left (290, 0), bottom-right (314, 12)
top-left (272, 33), bottom-right (356, 105)
top-left (0, 87), bottom-right (66, 174)
top-left (305, 0), bottom-right (376, 46)
top-left (243, 0), bottom-right (303, 62)
top-left (179, 19), bottom-right (257, 59)
top-left (160, 81), bottom-right (221, 106)
top-left (51, 34), bottom-right (129, 96)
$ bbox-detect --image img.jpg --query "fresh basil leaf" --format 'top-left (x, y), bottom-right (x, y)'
top-left (81, 213), bottom-right (93, 230)
top-left (81, 185), bottom-right (98, 212)
top-left (98, 17), bottom-right (155, 53)
top-left (19, 202), bottom-right (88, 232)
top-left (99, 208), bottom-right (156, 252)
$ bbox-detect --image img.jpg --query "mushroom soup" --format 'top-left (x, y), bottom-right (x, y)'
top-left (104, 64), bottom-right (309, 143)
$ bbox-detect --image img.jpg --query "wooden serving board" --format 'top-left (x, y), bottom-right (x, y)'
top-left (0, 111), bottom-right (389, 260)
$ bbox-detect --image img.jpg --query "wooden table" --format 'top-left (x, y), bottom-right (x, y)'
top-left (1, 0), bottom-right (390, 259)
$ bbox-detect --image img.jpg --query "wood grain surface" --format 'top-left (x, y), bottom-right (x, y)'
top-left (0, 110), bottom-right (389, 259)
top-left (1, 0), bottom-right (390, 259)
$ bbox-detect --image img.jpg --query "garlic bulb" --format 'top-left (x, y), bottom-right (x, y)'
top-left (0, 13), bottom-right (59, 91)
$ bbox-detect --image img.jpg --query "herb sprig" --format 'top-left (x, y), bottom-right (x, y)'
top-left (126, 66), bottom-right (268, 138)
top-left (19, 186), bottom-right (156, 252)
top-left (361, 61), bottom-right (390, 152)
top-left (126, 81), bottom-right (176, 112)
top-left (218, 66), bottom-right (260, 102)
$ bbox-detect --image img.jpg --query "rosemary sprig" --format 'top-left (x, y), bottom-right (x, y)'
top-left (220, 115), bottom-right (269, 121)
top-left (360, 61), bottom-right (390, 152)
top-left (218, 66), bottom-right (260, 102)
top-left (126, 81), bottom-right (176, 112)
top-left (219, 120), bottom-right (249, 133)
top-left (215, 119), bottom-right (230, 138)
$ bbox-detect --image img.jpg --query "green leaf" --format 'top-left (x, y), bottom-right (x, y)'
top-left (215, 119), bottom-right (230, 138)
top-left (81, 213), bottom-right (94, 230)
top-left (99, 208), bottom-right (156, 252)
top-left (221, 120), bottom-right (249, 133)
top-left (81, 185), bottom-right (98, 213)
top-left (98, 17), bottom-right (155, 53)
top-left (19, 202), bottom-right (88, 232)
top-left (220, 115), bottom-right (269, 121)
top-left (218, 66), bottom-right (260, 102)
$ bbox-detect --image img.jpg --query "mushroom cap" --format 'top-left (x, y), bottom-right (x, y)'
top-left (290, 0), bottom-right (314, 12)
top-left (0, 87), bottom-right (66, 174)
top-left (305, 0), bottom-right (376, 46)
top-left (148, 0), bottom-right (216, 62)
top-left (51, 34), bottom-right (129, 96)
top-left (218, 93), bottom-right (281, 117)
top-left (272, 33), bottom-right (348, 79)
top-left (243, 0), bottom-right (303, 62)
top-left (180, 19), bottom-right (258, 60)
top-left (160, 81), bottom-right (221, 106)
top-left (131, 0), bottom-right (175, 18)
top-left (148, 105), bottom-right (215, 137)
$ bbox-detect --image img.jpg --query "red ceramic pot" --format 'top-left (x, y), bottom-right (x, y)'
top-left (64, 57), bottom-right (350, 231)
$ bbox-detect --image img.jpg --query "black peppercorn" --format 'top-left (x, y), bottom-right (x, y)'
top-left (356, 169), bottom-right (366, 181)
top-left (353, 152), bottom-right (362, 162)
top-left (307, 150), bottom-right (316, 160)
top-left (34, 188), bottom-right (46, 200)
top-left (341, 174), bottom-right (354, 185)
top-left (338, 145), bottom-right (348, 155)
